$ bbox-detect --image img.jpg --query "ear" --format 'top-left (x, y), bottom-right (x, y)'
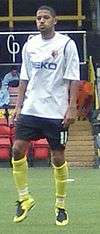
top-left (54, 17), bottom-right (57, 25)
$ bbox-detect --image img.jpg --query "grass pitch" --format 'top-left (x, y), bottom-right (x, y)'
top-left (0, 165), bottom-right (100, 234)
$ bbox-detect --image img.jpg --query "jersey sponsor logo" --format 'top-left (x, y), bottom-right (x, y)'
top-left (32, 61), bottom-right (57, 70)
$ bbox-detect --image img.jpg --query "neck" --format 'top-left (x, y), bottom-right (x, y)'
top-left (41, 29), bottom-right (55, 40)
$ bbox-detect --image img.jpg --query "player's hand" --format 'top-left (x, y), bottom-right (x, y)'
top-left (62, 106), bottom-right (77, 128)
top-left (9, 107), bottom-right (21, 127)
top-left (13, 107), bottom-right (21, 122)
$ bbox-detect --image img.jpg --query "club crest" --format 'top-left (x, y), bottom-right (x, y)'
top-left (51, 50), bottom-right (58, 58)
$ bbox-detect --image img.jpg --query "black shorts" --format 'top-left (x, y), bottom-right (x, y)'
top-left (15, 114), bottom-right (68, 150)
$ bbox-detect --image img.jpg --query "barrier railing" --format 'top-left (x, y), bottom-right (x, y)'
top-left (0, 0), bottom-right (86, 29)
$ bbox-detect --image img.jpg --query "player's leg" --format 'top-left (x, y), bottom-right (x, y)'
top-left (51, 148), bottom-right (69, 226)
top-left (12, 139), bottom-right (35, 223)
top-left (12, 115), bottom-right (39, 223)
top-left (46, 119), bottom-right (69, 226)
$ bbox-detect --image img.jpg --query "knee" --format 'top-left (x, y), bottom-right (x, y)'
top-left (52, 157), bottom-right (61, 167)
top-left (51, 150), bottom-right (65, 167)
top-left (12, 140), bottom-right (28, 160)
top-left (12, 146), bottom-right (23, 160)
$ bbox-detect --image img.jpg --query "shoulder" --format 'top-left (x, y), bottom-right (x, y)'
top-left (56, 32), bottom-right (77, 47)
top-left (22, 34), bottom-right (41, 53)
top-left (55, 32), bottom-right (76, 51)
top-left (27, 33), bottom-right (40, 43)
top-left (26, 34), bottom-right (41, 50)
top-left (55, 32), bottom-right (78, 54)
top-left (55, 32), bottom-right (71, 44)
top-left (4, 72), bottom-right (10, 78)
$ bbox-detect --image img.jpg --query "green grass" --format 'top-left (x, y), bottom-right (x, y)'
top-left (0, 165), bottom-right (100, 234)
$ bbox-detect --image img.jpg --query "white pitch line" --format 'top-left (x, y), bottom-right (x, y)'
top-left (67, 178), bottom-right (75, 182)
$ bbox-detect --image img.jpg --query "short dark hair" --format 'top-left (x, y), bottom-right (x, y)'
top-left (11, 65), bottom-right (17, 70)
top-left (36, 5), bottom-right (56, 17)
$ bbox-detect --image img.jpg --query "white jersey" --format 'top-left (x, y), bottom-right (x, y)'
top-left (20, 32), bottom-right (80, 119)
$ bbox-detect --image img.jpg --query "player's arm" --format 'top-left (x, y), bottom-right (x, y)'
top-left (13, 42), bottom-right (29, 121)
top-left (14, 80), bottom-right (28, 120)
top-left (63, 40), bottom-right (80, 127)
top-left (63, 81), bottom-right (79, 127)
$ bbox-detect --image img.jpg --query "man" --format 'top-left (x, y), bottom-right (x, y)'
top-left (0, 67), bottom-right (19, 108)
top-left (12, 5), bottom-right (80, 226)
top-left (2, 66), bottom-right (19, 88)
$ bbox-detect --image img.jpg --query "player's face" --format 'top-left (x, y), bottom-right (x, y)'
top-left (11, 69), bottom-right (17, 76)
top-left (36, 10), bottom-right (56, 33)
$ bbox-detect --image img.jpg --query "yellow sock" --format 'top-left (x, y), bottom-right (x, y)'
top-left (53, 161), bottom-right (68, 209)
top-left (12, 156), bottom-right (29, 201)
